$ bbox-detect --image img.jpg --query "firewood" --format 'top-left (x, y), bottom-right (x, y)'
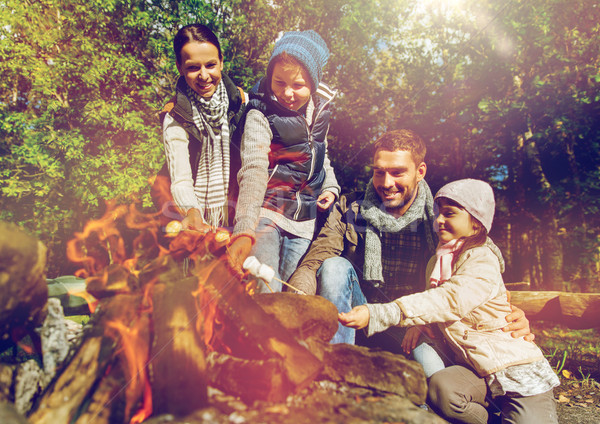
top-left (510, 291), bottom-right (600, 328)
top-left (206, 351), bottom-right (290, 403)
top-left (149, 275), bottom-right (208, 416)
top-left (307, 340), bottom-right (428, 406)
top-left (0, 221), bottom-right (48, 351)
top-left (28, 294), bottom-right (148, 424)
top-left (253, 293), bottom-right (338, 343)
top-left (198, 258), bottom-right (323, 391)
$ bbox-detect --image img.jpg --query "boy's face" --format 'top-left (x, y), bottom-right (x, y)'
top-left (270, 61), bottom-right (312, 111)
top-left (372, 149), bottom-right (426, 218)
top-left (177, 41), bottom-right (223, 98)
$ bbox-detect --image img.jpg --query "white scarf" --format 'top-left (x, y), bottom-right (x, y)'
top-left (185, 80), bottom-right (230, 227)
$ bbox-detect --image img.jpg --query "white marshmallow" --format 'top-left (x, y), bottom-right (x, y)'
top-left (243, 256), bottom-right (275, 283)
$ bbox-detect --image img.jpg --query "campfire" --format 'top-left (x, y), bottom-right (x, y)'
top-left (0, 205), bottom-right (436, 424)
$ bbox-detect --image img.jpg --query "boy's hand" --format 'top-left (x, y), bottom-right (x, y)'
top-left (401, 326), bottom-right (435, 354)
top-left (227, 236), bottom-right (253, 268)
top-left (338, 305), bottom-right (370, 329)
top-left (317, 191), bottom-right (336, 211)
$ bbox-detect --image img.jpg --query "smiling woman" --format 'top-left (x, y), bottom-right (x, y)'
top-left (155, 24), bottom-right (247, 234)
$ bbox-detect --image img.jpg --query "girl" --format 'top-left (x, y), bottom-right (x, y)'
top-left (229, 30), bottom-right (340, 291)
top-left (156, 24), bottom-right (246, 232)
top-left (339, 179), bottom-right (559, 424)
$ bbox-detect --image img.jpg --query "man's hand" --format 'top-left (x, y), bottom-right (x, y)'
top-left (317, 191), bottom-right (336, 211)
top-left (401, 326), bottom-right (435, 354)
top-left (503, 304), bottom-right (535, 342)
top-left (338, 305), bottom-right (370, 330)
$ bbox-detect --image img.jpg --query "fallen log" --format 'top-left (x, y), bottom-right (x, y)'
top-left (0, 221), bottom-right (48, 352)
top-left (509, 291), bottom-right (600, 329)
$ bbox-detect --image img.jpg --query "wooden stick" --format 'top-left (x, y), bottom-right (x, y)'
top-left (271, 277), bottom-right (307, 295)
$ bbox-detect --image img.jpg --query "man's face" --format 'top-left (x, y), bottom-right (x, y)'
top-left (372, 149), bottom-right (426, 217)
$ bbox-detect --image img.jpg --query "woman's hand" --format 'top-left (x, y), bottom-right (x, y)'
top-left (338, 305), bottom-right (370, 330)
top-left (401, 326), bottom-right (435, 354)
top-left (182, 208), bottom-right (211, 233)
top-left (317, 191), bottom-right (336, 211)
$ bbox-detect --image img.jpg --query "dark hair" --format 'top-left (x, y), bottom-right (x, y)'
top-left (437, 197), bottom-right (488, 266)
top-left (373, 129), bottom-right (427, 165)
top-left (173, 24), bottom-right (222, 65)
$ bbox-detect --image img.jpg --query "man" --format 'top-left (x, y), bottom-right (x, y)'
top-left (288, 129), bottom-right (532, 356)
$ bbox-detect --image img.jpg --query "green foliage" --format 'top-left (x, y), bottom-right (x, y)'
top-left (1, 0), bottom-right (599, 287)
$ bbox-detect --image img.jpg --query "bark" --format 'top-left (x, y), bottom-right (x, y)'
top-left (0, 221), bottom-right (48, 350)
top-left (510, 291), bottom-right (600, 328)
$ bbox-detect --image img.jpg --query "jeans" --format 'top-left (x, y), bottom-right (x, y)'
top-left (251, 217), bottom-right (311, 293)
top-left (317, 257), bottom-right (448, 377)
top-left (317, 257), bottom-right (367, 343)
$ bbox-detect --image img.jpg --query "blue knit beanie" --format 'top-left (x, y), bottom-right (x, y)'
top-left (267, 30), bottom-right (329, 92)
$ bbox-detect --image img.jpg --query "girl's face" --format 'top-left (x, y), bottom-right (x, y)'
top-left (270, 61), bottom-right (312, 111)
top-left (177, 41), bottom-right (223, 98)
top-left (435, 198), bottom-right (477, 244)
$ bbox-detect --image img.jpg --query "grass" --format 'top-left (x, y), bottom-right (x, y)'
top-left (533, 321), bottom-right (600, 380)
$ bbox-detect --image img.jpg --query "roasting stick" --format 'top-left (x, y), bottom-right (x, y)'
top-left (243, 256), bottom-right (307, 295)
top-left (165, 221), bottom-right (307, 294)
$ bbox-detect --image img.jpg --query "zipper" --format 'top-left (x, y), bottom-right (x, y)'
top-left (267, 164), bottom-right (279, 184)
top-left (293, 91), bottom-right (336, 220)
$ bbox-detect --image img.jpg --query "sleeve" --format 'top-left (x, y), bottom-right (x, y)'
top-left (288, 196), bottom-right (349, 294)
top-left (320, 135), bottom-right (340, 198)
top-left (396, 247), bottom-right (504, 326)
top-left (366, 302), bottom-right (402, 337)
top-left (233, 109), bottom-right (272, 236)
top-left (162, 112), bottom-right (201, 214)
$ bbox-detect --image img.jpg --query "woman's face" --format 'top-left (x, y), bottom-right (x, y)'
top-left (177, 41), bottom-right (223, 98)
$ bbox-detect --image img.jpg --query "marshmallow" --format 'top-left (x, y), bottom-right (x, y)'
top-left (243, 256), bottom-right (275, 283)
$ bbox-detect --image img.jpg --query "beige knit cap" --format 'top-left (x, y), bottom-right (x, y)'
top-left (434, 179), bottom-right (495, 233)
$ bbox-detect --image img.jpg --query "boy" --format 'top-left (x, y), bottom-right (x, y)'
top-left (230, 30), bottom-right (340, 292)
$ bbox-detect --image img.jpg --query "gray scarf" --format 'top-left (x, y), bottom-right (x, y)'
top-left (183, 79), bottom-right (230, 227)
top-left (360, 179), bottom-right (437, 283)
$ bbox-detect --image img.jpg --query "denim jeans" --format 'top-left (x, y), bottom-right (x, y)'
top-left (317, 257), bottom-right (448, 377)
top-left (251, 217), bottom-right (311, 293)
top-left (317, 257), bottom-right (367, 344)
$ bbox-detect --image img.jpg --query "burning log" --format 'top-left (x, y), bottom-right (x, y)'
top-left (149, 272), bottom-right (208, 416)
top-left (28, 293), bottom-right (151, 424)
top-left (253, 293), bottom-right (338, 343)
top-left (0, 221), bottom-right (48, 352)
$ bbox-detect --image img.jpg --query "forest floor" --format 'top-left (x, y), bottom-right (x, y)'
top-left (555, 375), bottom-right (600, 423)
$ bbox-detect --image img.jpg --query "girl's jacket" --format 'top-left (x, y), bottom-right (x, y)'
top-left (395, 238), bottom-right (544, 377)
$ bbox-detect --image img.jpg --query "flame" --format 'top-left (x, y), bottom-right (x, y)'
top-left (67, 287), bottom-right (98, 314)
top-left (106, 319), bottom-right (152, 423)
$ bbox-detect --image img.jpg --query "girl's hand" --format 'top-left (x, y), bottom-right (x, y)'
top-left (401, 326), bottom-right (435, 354)
top-left (317, 191), bottom-right (336, 211)
top-left (338, 305), bottom-right (370, 329)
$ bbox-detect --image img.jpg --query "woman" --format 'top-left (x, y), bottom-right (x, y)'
top-left (157, 24), bottom-right (246, 232)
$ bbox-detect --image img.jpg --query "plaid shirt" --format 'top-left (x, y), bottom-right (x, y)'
top-left (364, 222), bottom-right (432, 303)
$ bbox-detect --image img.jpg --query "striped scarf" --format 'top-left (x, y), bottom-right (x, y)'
top-left (185, 80), bottom-right (230, 227)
